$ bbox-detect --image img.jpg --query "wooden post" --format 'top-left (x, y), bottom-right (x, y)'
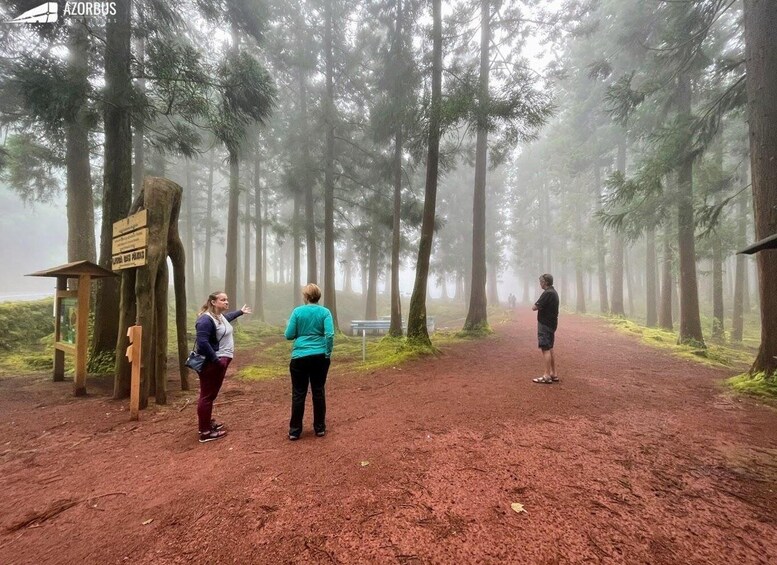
top-left (126, 325), bottom-right (142, 421)
top-left (73, 275), bottom-right (90, 396)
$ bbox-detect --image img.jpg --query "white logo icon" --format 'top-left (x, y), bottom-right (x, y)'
top-left (9, 2), bottom-right (59, 24)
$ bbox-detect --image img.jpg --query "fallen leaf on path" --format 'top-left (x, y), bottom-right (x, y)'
top-left (360, 461), bottom-right (370, 467)
top-left (142, 519), bottom-right (153, 525)
top-left (510, 502), bottom-right (527, 514)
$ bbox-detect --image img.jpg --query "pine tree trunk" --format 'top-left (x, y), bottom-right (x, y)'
top-left (744, 0), bottom-right (777, 376)
top-left (253, 152), bottom-right (265, 320)
top-left (298, 67), bottom-right (317, 285)
top-left (731, 190), bottom-right (747, 341)
top-left (292, 192), bottom-right (301, 309)
top-left (676, 72), bottom-right (705, 346)
top-left (225, 150), bottom-right (240, 303)
top-left (92, 1), bottom-right (132, 362)
top-left (407, 0), bottom-right (441, 344)
top-left (610, 135), bottom-right (626, 316)
top-left (594, 165), bottom-right (609, 313)
top-left (323, 0), bottom-right (338, 328)
top-left (132, 6), bottom-right (145, 199)
top-left (463, 0), bottom-right (490, 333)
top-left (365, 239), bottom-right (379, 319)
top-left (645, 227), bottom-right (658, 327)
top-left (184, 164), bottom-right (195, 302)
top-left (204, 151), bottom-right (215, 291)
top-left (65, 20), bottom-right (96, 264)
top-left (659, 232), bottom-right (673, 330)
top-left (243, 185), bottom-right (251, 306)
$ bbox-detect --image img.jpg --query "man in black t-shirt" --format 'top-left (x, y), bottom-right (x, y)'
top-left (531, 273), bottom-right (559, 384)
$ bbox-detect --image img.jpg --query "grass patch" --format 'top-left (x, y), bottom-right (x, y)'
top-left (606, 317), bottom-right (755, 369)
top-left (727, 372), bottom-right (777, 399)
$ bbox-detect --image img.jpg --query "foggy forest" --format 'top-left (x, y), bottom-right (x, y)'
top-left (1, 0), bottom-right (774, 375)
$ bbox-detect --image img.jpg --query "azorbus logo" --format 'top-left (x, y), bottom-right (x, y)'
top-left (8, 2), bottom-right (58, 24)
top-left (6, 2), bottom-right (117, 24)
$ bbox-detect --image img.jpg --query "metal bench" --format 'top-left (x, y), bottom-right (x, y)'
top-left (350, 317), bottom-right (436, 361)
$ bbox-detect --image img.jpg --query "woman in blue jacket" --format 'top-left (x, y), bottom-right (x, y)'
top-left (284, 283), bottom-right (334, 440)
top-left (195, 291), bottom-right (251, 443)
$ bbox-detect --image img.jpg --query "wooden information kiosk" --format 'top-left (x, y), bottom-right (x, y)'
top-left (27, 261), bottom-right (116, 396)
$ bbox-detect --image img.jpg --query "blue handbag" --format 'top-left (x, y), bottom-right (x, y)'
top-left (185, 351), bottom-right (207, 373)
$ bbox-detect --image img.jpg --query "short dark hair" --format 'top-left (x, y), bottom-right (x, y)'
top-left (540, 273), bottom-right (553, 286)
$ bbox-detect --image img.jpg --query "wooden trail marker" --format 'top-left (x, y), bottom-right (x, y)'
top-left (126, 325), bottom-right (142, 421)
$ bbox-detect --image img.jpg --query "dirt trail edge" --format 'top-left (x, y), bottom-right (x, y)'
top-left (1, 310), bottom-right (775, 564)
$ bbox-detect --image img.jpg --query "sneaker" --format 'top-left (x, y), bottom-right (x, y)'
top-left (288, 434), bottom-right (300, 441)
top-left (199, 429), bottom-right (227, 443)
top-left (211, 420), bottom-right (225, 431)
top-left (315, 430), bottom-right (326, 437)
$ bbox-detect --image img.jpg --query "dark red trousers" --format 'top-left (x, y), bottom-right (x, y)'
top-left (197, 357), bottom-right (231, 433)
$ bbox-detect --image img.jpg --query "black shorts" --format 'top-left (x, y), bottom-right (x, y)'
top-left (538, 323), bottom-right (556, 351)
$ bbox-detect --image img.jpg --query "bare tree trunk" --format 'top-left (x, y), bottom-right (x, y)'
top-left (292, 192), bottom-right (301, 308)
top-left (204, 151), bottom-right (215, 292)
top-left (406, 0), bottom-right (441, 344)
top-left (184, 164), bottom-right (196, 303)
top-left (463, 0), bottom-right (490, 332)
top-left (225, 151), bottom-right (240, 303)
top-left (323, 0), bottom-right (338, 328)
top-left (65, 20), bottom-right (96, 264)
top-left (744, 0), bottom-right (777, 376)
top-left (253, 151), bottom-right (265, 320)
top-left (594, 166), bottom-right (609, 313)
top-left (676, 72), bottom-right (705, 346)
top-left (610, 134), bottom-right (627, 316)
top-left (731, 190), bottom-right (747, 341)
top-left (92, 1), bottom-right (132, 363)
top-left (645, 227), bottom-right (658, 326)
top-left (132, 6), bottom-right (145, 199)
top-left (659, 233), bottom-right (673, 330)
top-left (365, 238), bottom-right (379, 319)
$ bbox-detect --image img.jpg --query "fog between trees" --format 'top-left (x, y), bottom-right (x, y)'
top-left (0, 0), bottom-right (774, 377)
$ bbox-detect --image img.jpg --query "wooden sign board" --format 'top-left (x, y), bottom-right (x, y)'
top-left (113, 209), bottom-right (148, 237)
top-left (112, 248), bottom-right (148, 271)
top-left (112, 227), bottom-right (148, 255)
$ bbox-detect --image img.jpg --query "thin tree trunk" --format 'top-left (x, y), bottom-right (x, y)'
top-left (323, 0), bottom-right (338, 327)
top-left (253, 151), bottom-right (264, 321)
top-left (659, 233), bottom-right (673, 330)
top-left (292, 192), bottom-right (301, 308)
top-left (731, 190), bottom-right (747, 341)
top-left (406, 0), bottom-right (441, 344)
top-left (204, 150), bottom-right (215, 292)
top-left (610, 135), bottom-right (626, 316)
top-left (225, 151), bottom-right (240, 303)
top-left (243, 183), bottom-right (251, 306)
top-left (463, 0), bottom-right (490, 332)
top-left (365, 238), bottom-right (379, 319)
top-left (184, 164), bottom-right (195, 302)
top-left (645, 227), bottom-right (658, 326)
top-left (676, 72), bottom-right (705, 346)
top-left (743, 0), bottom-right (777, 376)
top-left (594, 165), bottom-right (609, 313)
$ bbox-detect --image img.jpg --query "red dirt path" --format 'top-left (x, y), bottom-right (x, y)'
top-left (1, 310), bottom-right (776, 564)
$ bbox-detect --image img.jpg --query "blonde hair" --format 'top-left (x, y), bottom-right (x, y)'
top-left (199, 291), bottom-right (226, 316)
top-left (302, 283), bottom-right (321, 304)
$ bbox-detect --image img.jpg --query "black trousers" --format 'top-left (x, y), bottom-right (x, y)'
top-left (289, 354), bottom-right (330, 436)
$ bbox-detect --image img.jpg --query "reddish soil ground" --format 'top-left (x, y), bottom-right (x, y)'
top-left (1, 310), bottom-right (776, 564)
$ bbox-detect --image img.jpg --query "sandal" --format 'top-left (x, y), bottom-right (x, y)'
top-left (550, 375), bottom-right (560, 382)
top-left (532, 376), bottom-right (555, 384)
top-left (199, 429), bottom-right (227, 443)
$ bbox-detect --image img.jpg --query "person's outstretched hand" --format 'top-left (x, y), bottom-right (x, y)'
top-left (241, 305), bottom-right (253, 314)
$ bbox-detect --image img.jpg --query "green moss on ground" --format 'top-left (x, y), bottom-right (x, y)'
top-left (727, 372), bottom-right (777, 399)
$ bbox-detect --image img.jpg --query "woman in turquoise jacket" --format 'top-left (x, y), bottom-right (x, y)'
top-left (284, 283), bottom-right (334, 440)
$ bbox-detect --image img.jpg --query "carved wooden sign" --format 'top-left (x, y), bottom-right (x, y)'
top-left (112, 210), bottom-right (148, 270)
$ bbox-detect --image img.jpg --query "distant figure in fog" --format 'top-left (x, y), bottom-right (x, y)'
top-left (508, 293), bottom-right (517, 309)
top-left (531, 274), bottom-right (559, 384)
top-left (284, 283), bottom-right (335, 440)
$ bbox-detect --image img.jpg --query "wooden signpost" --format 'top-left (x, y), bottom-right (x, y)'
top-left (112, 209), bottom-right (148, 271)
